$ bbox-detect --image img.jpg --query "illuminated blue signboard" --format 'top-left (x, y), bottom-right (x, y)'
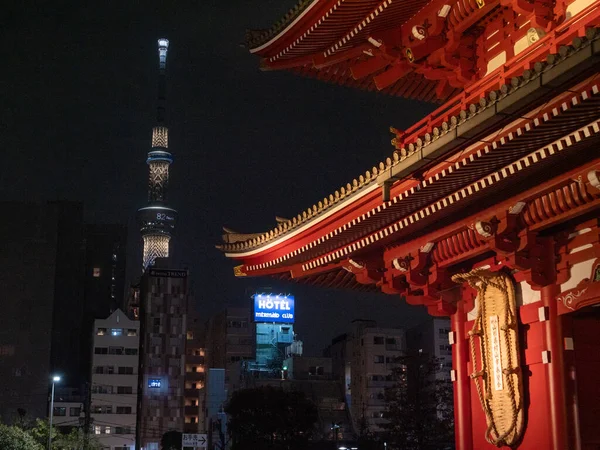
top-left (254, 294), bottom-right (295, 324)
top-left (148, 379), bottom-right (161, 388)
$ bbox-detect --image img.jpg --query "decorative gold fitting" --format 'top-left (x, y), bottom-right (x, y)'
top-left (476, 0), bottom-right (485, 8)
top-left (405, 48), bottom-right (415, 62)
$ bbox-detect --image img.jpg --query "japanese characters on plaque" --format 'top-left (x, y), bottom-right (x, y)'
top-left (489, 315), bottom-right (504, 391)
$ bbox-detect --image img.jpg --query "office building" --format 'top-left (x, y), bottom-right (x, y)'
top-left (205, 307), bottom-right (254, 389)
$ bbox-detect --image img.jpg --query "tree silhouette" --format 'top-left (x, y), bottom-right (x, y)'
top-left (161, 430), bottom-right (182, 450)
top-left (384, 353), bottom-right (454, 450)
top-left (225, 386), bottom-right (318, 450)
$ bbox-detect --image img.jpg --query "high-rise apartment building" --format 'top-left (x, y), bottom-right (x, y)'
top-left (184, 312), bottom-right (206, 433)
top-left (0, 201), bottom-right (128, 423)
top-left (0, 201), bottom-right (88, 422)
top-left (84, 224), bottom-right (128, 317)
top-left (82, 224), bottom-right (128, 385)
top-left (136, 264), bottom-right (190, 450)
top-left (90, 309), bottom-right (139, 450)
top-left (325, 320), bottom-right (405, 434)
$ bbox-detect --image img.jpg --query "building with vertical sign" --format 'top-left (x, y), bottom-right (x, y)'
top-left (136, 263), bottom-right (190, 450)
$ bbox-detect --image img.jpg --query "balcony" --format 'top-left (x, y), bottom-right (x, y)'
top-left (184, 372), bottom-right (205, 382)
top-left (185, 406), bottom-right (199, 416)
top-left (185, 355), bottom-right (205, 365)
top-left (184, 388), bottom-right (199, 397)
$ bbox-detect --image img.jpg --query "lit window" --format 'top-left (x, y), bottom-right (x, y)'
top-left (96, 328), bottom-right (106, 336)
top-left (105, 426), bottom-right (111, 434)
top-left (93, 268), bottom-right (101, 277)
top-left (127, 329), bottom-right (137, 337)
top-left (94, 426), bottom-right (101, 435)
top-left (111, 328), bottom-right (123, 336)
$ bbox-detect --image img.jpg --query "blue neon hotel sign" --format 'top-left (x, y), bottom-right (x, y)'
top-left (148, 379), bottom-right (161, 388)
top-left (254, 294), bottom-right (295, 323)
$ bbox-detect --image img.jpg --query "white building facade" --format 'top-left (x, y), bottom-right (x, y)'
top-left (91, 309), bottom-right (139, 450)
top-left (326, 320), bottom-right (406, 434)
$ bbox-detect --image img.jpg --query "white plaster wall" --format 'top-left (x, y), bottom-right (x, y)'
top-left (566, 0), bottom-right (595, 20)
top-left (560, 258), bottom-right (596, 292)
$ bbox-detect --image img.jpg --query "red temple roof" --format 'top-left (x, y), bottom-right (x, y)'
top-left (227, 1), bottom-right (600, 292)
top-left (246, 0), bottom-right (462, 103)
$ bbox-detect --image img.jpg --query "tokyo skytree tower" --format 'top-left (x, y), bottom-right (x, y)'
top-left (137, 39), bottom-right (177, 270)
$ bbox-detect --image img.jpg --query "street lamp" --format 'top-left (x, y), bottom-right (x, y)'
top-left (48, 375), bottom-right (61, 450)
top-left (331, 422), bottom-right (341, 450)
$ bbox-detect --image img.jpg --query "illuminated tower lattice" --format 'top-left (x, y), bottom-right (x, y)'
top-left (137, 38), bottom-right (178, 270)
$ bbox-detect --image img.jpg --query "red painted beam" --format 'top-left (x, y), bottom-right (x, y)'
top-left (350, 55), bottom-right (390, 80)
top-left (373, 62), bottom-right (412, 89)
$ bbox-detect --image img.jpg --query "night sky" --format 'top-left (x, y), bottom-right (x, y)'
top-left (2, 1), bottom-right (436, 354)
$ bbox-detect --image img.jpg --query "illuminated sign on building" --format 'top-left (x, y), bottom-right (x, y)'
top-left (148, 379), bottom-right (161, 388)
top-left (254, 294), bottom-right (295, 323)
top-left (148, 268), bottom-right (187, 278)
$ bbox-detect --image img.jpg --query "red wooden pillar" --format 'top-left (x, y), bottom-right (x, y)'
top-left (452, 296), bottom-right (473, 450)
top-left (541, 284), bottom-right (568, 450)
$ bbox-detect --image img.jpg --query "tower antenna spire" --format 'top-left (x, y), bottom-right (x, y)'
top-left (156, 38), bottom-right (169, 124)
top-left (137, 38), bottom-right (178, 270)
